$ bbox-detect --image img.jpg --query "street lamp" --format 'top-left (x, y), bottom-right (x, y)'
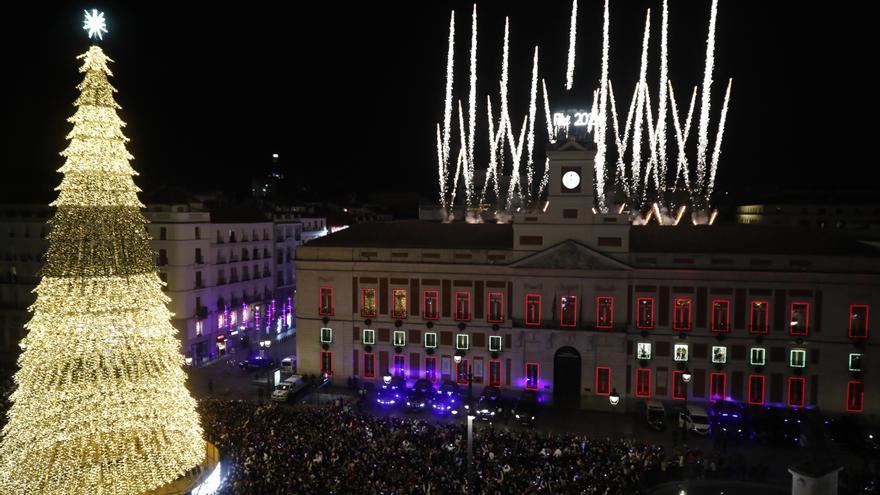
top-left (383, 375), bottom-right (392, 385)
top-left (681, 368), bottom-right (692, 383)
top-left (609, 388), bottom-right (620, 407)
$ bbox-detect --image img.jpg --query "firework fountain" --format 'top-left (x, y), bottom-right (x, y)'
top-left (435, 0), bottom-right (732, 225)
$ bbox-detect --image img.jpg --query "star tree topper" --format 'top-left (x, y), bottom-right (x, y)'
top-left (83, 9), bottom-right (108, 40)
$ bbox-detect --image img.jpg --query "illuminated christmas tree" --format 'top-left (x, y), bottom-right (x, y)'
top-left (0, 31), bottom-right (204, 495)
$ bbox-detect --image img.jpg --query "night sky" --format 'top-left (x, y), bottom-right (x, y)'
top-left (0, 1), bottom-right (863, 204)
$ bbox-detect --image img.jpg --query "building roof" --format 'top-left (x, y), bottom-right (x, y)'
top-left (630, 224), bottom-right (880, 256)
top-left (305, 221), bottom-right (514, 250)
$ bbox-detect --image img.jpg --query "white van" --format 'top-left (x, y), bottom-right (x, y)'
top-left (271, 374), bottom-right (305, 402)
top-left (280, 356), bottom-right (297, 374)
top-left (680, 404), bottom-right (711, 435)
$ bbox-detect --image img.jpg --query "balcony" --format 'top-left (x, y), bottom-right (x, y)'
top-left (217, 278), bottom-right (227, 286)
top-left (157, 257), bottom-right (169, 266)
top-left (195, 256), bottom-right (205, 265)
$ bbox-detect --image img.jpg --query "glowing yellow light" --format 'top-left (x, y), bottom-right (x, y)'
top-left (0, 45), bottom-right (204, 495)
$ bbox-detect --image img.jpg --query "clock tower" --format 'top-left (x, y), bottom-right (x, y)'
top-left (513, 138), bottom-right (630, 252)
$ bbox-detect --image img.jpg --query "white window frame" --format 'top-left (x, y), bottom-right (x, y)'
top-left (636, 342), bottom-right (652, 360)
top-left (392, 330), bottom-right (406, 347)
top-left (320, 327), bottom-right (333, 343)
top-left (673, 344), bottom-right (689, 362)
top-left (790, 349), bottom-right (806, 368)
top-left (424, 332), bottom-right (437, 348)
top-left (712, 346), bottom-right (727, 364)
top-left (750, 347), bottom-right (766, 366)
top-left (455, 334), bottom-right (470, 350)
top-left (849, 353), bottom-right (862, 372)
top-left (488, 335), bottom-right (503, 352)
top-left (362, 328), bottom-right (375, 345)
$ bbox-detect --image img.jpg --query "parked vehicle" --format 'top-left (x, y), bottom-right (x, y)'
top-left (271, 375), bottom-right (306, 402)
top-left (405, 388), bottom-right (432, 412)
top-left (431, 380), bottom-right (462, 416)
top-left (376, 379), bottom-right (403, 407)
top-left (280, 356), bottom-right (297, 374)
top-left (679, 405), bottom-right (711, 435)
top-left (475, 386), bottom-right (505, 421)
top-left (513, 390), bottom-right (538, 426)
top-left (710, 401), bottom-right (748, 439)
top-left (645, 400), bottom-right (666, 431)
top-left (239, 355), bottom-right (276, 371)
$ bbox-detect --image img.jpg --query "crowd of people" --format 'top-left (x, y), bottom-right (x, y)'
top-left (0, 373), bottom-right (13, 430)
top-left (200, 398), bottom-right (667, 494)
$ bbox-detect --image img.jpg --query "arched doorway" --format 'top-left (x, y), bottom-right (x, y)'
top-left (553, 346), bottom-right (582, 408)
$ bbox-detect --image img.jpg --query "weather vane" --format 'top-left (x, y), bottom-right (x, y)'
top-left (83, 9), bottom-right (108, 40)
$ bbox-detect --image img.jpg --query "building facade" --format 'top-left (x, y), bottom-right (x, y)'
top-left (296, 141), bottom-right (879, 415)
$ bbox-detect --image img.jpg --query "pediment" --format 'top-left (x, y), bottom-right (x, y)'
top-left (513, 240), bottom-right (631, 271)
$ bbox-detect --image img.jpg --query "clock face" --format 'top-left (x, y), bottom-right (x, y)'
top-left (562, 170), bottom-right (581, 190)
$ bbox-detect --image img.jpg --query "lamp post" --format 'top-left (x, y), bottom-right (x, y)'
top-left (609, 387), bottom-right (620, 407)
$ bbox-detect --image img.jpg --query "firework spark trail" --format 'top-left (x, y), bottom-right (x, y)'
top-left (542, 78), bottom-right (556, 143)
top-left (526, 46), bottom-right (539, 206)
top-left (668, 82), bottom-right (693, 192)
top-left (587, 89), bottom-right (598, 134)
top-left (565, 0), bottom-right (577, 90)
top-left (506, 115), bottom-right (529, 210)
top-left (655, 0), bottom-right (669, 196)
top-left (594, 0), bottom-right (610, 211)
top-left (707, 78), bottom-right (732, 197)
top-left (467, 4), bottom-right (478, 203)
top-left (538, 156), bottom-right (550, 199)
top-left (643, 86), bottom-right (660, 195)
top-left (696, 0), bottom-right (718, 202)
top-left (450, 148), bottom-right (464, 209)
top-left (608, 80), bottom-right (638, 197)
top-left (442, 12), bottom-right (455, 203)
top-left (457, 100), bottom-right (473, 206)
top-left (631, 10), bottom-right (651, 207)
top-left (500, 17), bottom-right (511, 142)
top-left (436, 123), bottom-right (447, 210)
top-left (479, 96), bottom-right (497, 207)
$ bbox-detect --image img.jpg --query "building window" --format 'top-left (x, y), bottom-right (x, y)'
top-left (489, 360), bottom-right (502, 387)
top-left (748, 375), bottom-right (765, 405)
top-left (637, 298), bottom-right (655, 329)
top-left (455, 292), bottom-right (471, 321)
top-left (788, 377), bottom-right (806, 407)
top-left (712, 346), bottom-right (727, 364)
top-left (362, 329), bottom-right (375, 345)
top-left (425, 356), bottom-right (437, 382)
top-left (596, 296), bottom-right (614, 329)
top-left (320, 327), bottom-right (333, 344)
top-left (635, 368), bottom-right (651, 398)
top-left (319, 287), bottom-right (334, 316)
top-left (674, 344), bottom-right (689, 362)
top-left (636, 343), bottom-right (652, 360)
top-left (393, 355), bottom-right (406, 377)
top-left (750, 347), bottom-right (766, 366)
top-left (525, 294), bottom-right (542, 326)
top-left (595, 367), bottom-right (611, 396)
top-left (673, 298), bottom-right (692, 331)
top-left (560, 295), bottom-right (577, 327)
top-left (455, 334), bottom-right (470, 350)
top-left (423, 290), bottom-right (439, 320)
top-left (195, 321), bottom-right (203, 337)
top-left (847, 381), bottom-right (864, 412)
top-left (672, 370), bottom-right (686, 400)
top-left (321, 351), bottom-right (332, 375)
top-left (361, 288), bottom-right (377, 317)
top-left (456, 359), bottom-right (470, 385)
top-left (159, 227), bottom-right (167, 240)
top-left (790, 349), bottom-right (806, 368)
top-left (487, 292), bottom-right (504, 322)
top-left (392, 289), bottom-right (407, 319)
top-left (194, 226), bottom-right (201, 240)
top-left (473, 357), bottom-right (484, 383)
top-left (424, 332), bottom-right (437, 348)
top-left (850, 304), bottom-right (869, 339)
top-left (488, 335), bottom-right (503, 352)
top-left (392, 330), bottom-right (406, 347)
top-left (711, 300), bottom-right (730, 332)
top-left (849, 353), bottom-right (863, 372)
top-left (525, 362), bottom-right (539, 390)
top-left (363, 353), bottom-right (376, 378)
top-left (710, 372), bottom-right (726, 401)
top-left (750, 301), bottom-right (769, 334)
top-left (790, 302), bottom-right (809, 336)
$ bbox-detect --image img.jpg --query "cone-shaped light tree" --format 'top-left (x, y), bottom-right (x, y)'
top-left (0, 44), bottom-right (204, 494)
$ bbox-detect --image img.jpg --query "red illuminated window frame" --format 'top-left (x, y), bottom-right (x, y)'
top-left (789, 301), bottom-right (810, 336)
top-left (596, 296), bottom-right (614, 329)
top-left (595, 366), bottom-right (611, 396)
top-left (456, 359), bottom-right (470, 385)
top-left (673, 298), bottom-right (693, 331)
top-left (393, 354), bottom-right (406, 378)
top-left (672, 370), bottom-right (686, 400)
top-left (750, 301), bottom-right (769, 334)
top-left (748, 374), bottom-right (765, 405)
top-left (320, 351), bottom-right (333, 375)
top-left (525, 362), bottom-right (539, 390)
top-left (711, 299), bottom-right (730, 333)
top-left (488, 360), bottom-right (502, 387)
top-left (363, 353), bottom-right (376, 379)
top-left (849, 304), bottom-right (869, 340)
top-left (319, 287), bottom-right (334, 316)
top-left (361, 288), bottom-right (376, 317)
top-left (636, 298), bottom-right (655, 329)
top-left (560, 295), bottom-right (578, 327)
top-left (424, 356), bottom-right (437, 382)
top-left (635, 368), bottom-right (651, 398)
top-left (391, 289), bottom-right (407, 319)
top-left (788, 376), bottom-right (806, 408)
top-left (846, 381), bottom-right (864, 412)
top-left (710, 372), bottom-right (726, 401)
top-left (487, 292), bottom-right (504, 323)
top-left (423, 290), bottom-right (439, 320)
top-left (455, 291), bottom-right (471, 321)
top-left (525, 294), bottom-right (542, 327)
